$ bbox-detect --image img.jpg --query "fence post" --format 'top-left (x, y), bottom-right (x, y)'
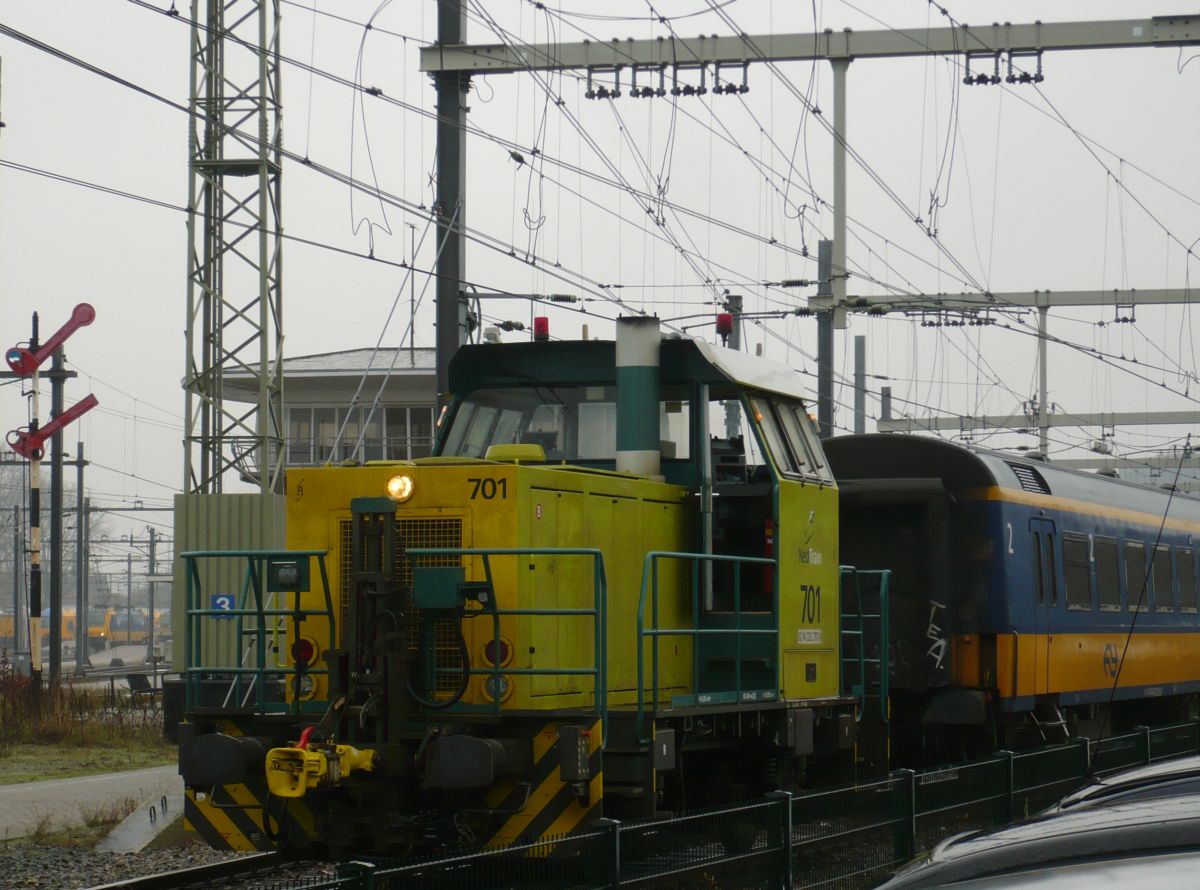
top-left (767, 790), bottom-right (793, 890)
top-left (996, 750), bottom-right (1014, 824)
top-left (1135, 725), bottom-right (1151, 764)
top-left (596, 817), bottom-right (621, 889)
top-left (1074, 736), bottom-right (1090, 778)
top-left (336, 860), bottom-right (376, 890)
top-left (890, 769), bottom-right (916, 863)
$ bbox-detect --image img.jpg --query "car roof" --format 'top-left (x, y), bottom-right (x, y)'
top-left (945, 850), bottom-right (1200, 889)
top-left (1051, 755), bottom-right (1200, 812)
top-left (880, 792), bottom-right (1200, 888)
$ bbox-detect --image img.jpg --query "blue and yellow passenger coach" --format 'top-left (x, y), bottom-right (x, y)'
top-left (828, 434), bottom-right (1200, 758)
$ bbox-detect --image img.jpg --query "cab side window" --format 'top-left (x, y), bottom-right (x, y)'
top-left (774, 400), bottom-right (833, 483)
top-left (749, 397), bottom-right (796, 475)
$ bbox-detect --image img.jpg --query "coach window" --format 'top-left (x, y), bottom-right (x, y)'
top-left (1095, 537), bottom-right (1121, 611)
top-left (1063, 533), bottom-right (1092, 610)
top-left (1179, 547), bottom-right (1197, 612)
top-left (1045, 532), bottom-right (1058, 605)
top-left (1153, 545), bottom-right (1175, 612)
top-left (1125, 540), bottom-right (1149, 611)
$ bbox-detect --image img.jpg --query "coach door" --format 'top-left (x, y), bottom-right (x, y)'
top-left (1029, 517), bottom-right (1057, 696)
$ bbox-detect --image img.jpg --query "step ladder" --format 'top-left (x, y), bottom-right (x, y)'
top-left (1032, 702), bottom-right (1071, 743)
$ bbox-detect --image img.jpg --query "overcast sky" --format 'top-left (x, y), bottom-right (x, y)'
top-left (2, 0), bottom-right (1199, 560)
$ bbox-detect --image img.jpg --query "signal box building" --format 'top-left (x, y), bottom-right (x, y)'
top-left (223, 347), bottom-right (438, 470)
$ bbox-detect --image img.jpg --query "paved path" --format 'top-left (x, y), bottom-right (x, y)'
top-left (0, 765), bottom-right (181, 841)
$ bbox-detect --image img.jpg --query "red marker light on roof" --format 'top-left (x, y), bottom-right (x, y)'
top-left (533, 316), bottom-right (550, 341)
top-left (716, 312), bottom-right (733, 345)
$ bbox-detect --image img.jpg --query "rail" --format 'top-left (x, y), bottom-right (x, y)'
top-left (406, 547), bottom-right (608, 734)
top-left (635, 550), bottom-right (777, 742)
top-left (181, 550), bottom-right (336, 716)
top-left (84, 852), bottom-right (284, 890)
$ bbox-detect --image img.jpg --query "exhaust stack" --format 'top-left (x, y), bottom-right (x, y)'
top-left (615, 316), bottom-right (661, 478)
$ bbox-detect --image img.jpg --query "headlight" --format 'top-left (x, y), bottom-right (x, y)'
top-left (482, 674), bottom-right (513, 702)
top-left (386, 473), bottom-right (414, 501)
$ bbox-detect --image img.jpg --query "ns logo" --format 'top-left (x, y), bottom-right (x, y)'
top-left (1102, 643), bottom-right (1121, 678)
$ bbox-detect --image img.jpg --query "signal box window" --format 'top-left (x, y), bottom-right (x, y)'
top-left (1153, 545), bottom-right (1175, 612)
top-left (1095, 537), bottom-right (1121, 610)
top-left (1179, 547), bottom-right (1197, 612)
top-left (1063, 533), bottom-right (1091, 610)
top-left (1125, 540), bottom-right (1148, 611)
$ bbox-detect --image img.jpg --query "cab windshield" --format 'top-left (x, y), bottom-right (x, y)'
top-left (440, 385), bottom-right (690, 462)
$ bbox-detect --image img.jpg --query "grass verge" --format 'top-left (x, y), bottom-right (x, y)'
top-left (0, 672), bottom-right (175, 785)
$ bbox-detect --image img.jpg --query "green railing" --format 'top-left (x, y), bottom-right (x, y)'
top-left (839, 567), bottom-right (891, 723)
top-left (181, 550), bottom-right (336, 715)
top-left (407, 547), bottom-right (608, 733)
top-left (635, 550), bottom-right (778, 742)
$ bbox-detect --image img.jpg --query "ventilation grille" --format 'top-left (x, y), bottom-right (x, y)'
top-left (1006, 462), bottom-right (1051, 495)
top-left (340, 517), bottom-right (464, 692)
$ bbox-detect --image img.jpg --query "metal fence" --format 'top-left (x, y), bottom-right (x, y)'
top-left (302, 720), bottom-right (1200, 890)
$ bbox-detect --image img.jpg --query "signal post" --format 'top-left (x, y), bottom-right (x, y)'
top-left (5, 304), bottom-right (98, 695)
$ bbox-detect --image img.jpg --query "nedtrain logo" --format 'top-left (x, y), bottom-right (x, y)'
top-left (1102, 643), bottom-right (1121, 678)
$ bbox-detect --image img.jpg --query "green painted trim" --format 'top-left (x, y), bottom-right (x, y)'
top-left (351, 496), bottom-right (396, 514)
top-left (616, 365), bottom-right (659, 451)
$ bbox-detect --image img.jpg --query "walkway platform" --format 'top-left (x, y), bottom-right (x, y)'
top-left (0, 765), bottom-right (181, 842)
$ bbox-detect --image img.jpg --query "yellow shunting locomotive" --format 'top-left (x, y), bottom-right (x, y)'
top-left (178, 319), bottom-right (888, 856)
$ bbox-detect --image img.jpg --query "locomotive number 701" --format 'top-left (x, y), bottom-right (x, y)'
top-left (467, 477), bottom-right (508, 499)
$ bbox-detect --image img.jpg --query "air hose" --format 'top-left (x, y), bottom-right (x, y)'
top-left (404, 607), bottom-right (471, 710)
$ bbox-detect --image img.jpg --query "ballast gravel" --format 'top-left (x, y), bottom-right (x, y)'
top-left (0, 844), bottom-right (337, 889)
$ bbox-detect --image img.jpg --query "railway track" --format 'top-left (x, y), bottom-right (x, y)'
top-left (84, 852), bottom-right (292, 890)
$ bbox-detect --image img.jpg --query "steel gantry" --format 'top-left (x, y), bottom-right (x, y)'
top-left (419, 12), bottom-right (1200, 445)
top-left (184, 0), bottom-right (284, 494)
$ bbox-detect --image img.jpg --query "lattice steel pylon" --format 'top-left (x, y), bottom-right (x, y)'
top-left (183, 0), bottom-right (284, 494)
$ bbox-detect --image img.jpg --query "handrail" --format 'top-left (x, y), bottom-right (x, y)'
top-left (839, 567), bottom-right (866, 715)
top-left (181, 550), bottom-right (336, 716)
top-left (636, 550), bottom-right (777, 742)
top-left (407, 547), bottom-right (608, 739)
top-left (838, 566), bottom-right (890, 723)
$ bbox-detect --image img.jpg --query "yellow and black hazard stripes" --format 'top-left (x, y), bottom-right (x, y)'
top-left (185, 786), bottom-right (268, 852)
top-left (184, 780), bottom-right (317, 852)
top-left (486, 718), bottom-right (604, 848)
